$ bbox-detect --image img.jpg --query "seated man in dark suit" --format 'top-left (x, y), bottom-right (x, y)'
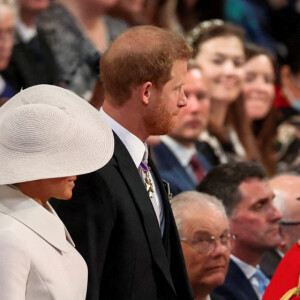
top-left (153, 62), bottom-right (211, 196)
top-left (2, 0), bottom-right (60, 91)
top-left (172, 191), bottom-right (230, 300)
top-left (198, 162), bottom-right (282, 300)
top-left (52, 25), bottom-right (194, 300)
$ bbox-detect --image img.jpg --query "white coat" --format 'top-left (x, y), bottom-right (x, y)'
top-left (0, 185), bottom-right (88, 300)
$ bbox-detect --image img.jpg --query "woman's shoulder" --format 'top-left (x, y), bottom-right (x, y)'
top-left (0, 214), bottom-right (30, 261)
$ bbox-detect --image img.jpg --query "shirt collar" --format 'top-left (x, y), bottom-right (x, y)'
top-left (16, 21), bottom-right (37, 43)
top-left (231, 254), bottom-right (257, 279)
top-left (100, 108), bottom-right (146, 168)
top-left (0, 75), bottom-right (5, 95)
top-left (160, 135), bottom-right (196, 167)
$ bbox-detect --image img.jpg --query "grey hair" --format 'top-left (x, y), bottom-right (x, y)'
top-left (172, 191), bottom-right (227, 236)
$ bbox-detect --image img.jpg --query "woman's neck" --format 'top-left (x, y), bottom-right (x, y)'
top-left (58, 0), bottom-right (108, 52)
top-left (13, 182), bottom-right (49, 208)
top-left (210, 100), bottom-right (229, 129)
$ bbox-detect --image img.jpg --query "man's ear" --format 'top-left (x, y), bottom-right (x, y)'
top-left (140, 82), bottom-right (152, 105)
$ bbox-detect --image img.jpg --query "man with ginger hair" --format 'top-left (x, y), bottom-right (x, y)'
top-left (52, 25), bottom-right (193, 300)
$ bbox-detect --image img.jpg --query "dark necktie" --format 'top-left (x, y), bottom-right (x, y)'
top-left (189, 154), bottom-right (205, 183)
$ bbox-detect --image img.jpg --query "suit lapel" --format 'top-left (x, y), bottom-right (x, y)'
top-left (0, 185), bottom-right (71, 252)
top-left (148, 156), bottom-right (171, 253)
top-left (226, 260), bottom-right (259, 300)
top-left (113, 135), bottom-right (176, 293)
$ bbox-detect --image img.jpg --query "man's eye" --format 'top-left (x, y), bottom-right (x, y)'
top-left (253, 202), bottom-right (265, 211)
top-left (234, 59), bottom-right (244, 67)
top-left (212, 59), bottom-right (224, 65)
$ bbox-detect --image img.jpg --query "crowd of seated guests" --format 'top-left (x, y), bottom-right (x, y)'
top-left (187, 20), bottom-right (258, 164)
top-left (2, 1), bottom-right (300, 299)
top-left (2, 0), bottom-right (60, 92)
top-left (0, 0), bottom-right (17, 98)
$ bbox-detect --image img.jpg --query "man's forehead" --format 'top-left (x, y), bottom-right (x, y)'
top-left (238, 178), bottom-right (272, 201)
top-left (183, 205), bottom-right (228, 229)
top-left (239, 177), bottom-right (268, 189)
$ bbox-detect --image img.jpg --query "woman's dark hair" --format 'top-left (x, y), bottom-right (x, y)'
top-left (245, 43), bottom-right (278, 77)
top-left (186, 20), bottom-right (245, 55)
top-left (244, 43), bottom-right (278, 176)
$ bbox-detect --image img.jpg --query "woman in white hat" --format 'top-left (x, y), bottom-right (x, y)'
top-left (0, 84), bottom-right (114, 300)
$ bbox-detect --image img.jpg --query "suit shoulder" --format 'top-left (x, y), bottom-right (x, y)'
top-left (0, 214), bottom-right (30, 260)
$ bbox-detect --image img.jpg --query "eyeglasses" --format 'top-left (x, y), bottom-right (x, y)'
top-left (280, 221), bottom-right (300, 226)
top-left (180, 233), bottom-right (235, 254)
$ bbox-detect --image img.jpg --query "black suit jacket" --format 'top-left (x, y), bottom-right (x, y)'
top-left (212, 260), bottom-right (259, 300)
top-left (52, 134), bottom-right (193, 300)
top-left (260, 248), bottom-right (282, 279)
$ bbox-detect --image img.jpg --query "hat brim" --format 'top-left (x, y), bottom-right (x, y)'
top-left (0, 85), bottom-right (114, 184)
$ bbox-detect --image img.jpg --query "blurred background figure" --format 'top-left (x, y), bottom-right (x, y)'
top-left (37, 0), bottom-right (129, 99)
top-left (0, 0), bottom-right (17, 98)
top-left (260, 174), bottom-right (300, 278)
top-left (2, 0), bottom-right (60, 92)
top-left (224, 0), bottom-right (280, 54)
top-left (187, 20), bottom-right (258, 164)
top-left (275, 34), bottom-right (300, 173)
top-left (153, 61), bottom-right (212, 196)
top-left (108, 0), bottom-right (144, 25)
top-left (172, 191), bottom-right (230, 300)
top-left (176, 0), bottom-right (224, 33)
top-left (243, 43), bottom-right (278, 176)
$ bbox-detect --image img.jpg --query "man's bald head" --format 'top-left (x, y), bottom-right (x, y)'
top-left (270, 174), bottom-right (300, 253)
top-left (270, 174), bottom-right (300, 221)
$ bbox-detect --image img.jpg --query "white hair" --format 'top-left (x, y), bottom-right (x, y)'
top-left (172, 191), bottom-right (227, 236)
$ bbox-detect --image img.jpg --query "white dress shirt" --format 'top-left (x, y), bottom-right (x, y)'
top-left (16, 21), bottom-right (37, 43)
top-left (231, 254), bottom-right (264, 299)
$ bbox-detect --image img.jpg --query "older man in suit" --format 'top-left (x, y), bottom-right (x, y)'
top-left (52, 25), bottom-right (193, 300)
top-left (198, 162), bottom-right (282, 300)
top-left (172, 191), bottom-right (230, 300)
top-left (153, 62), bottom-right (211, 196)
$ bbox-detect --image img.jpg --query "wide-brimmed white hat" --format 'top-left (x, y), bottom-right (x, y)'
top-left (0, 84), bottom-right (114, 185)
